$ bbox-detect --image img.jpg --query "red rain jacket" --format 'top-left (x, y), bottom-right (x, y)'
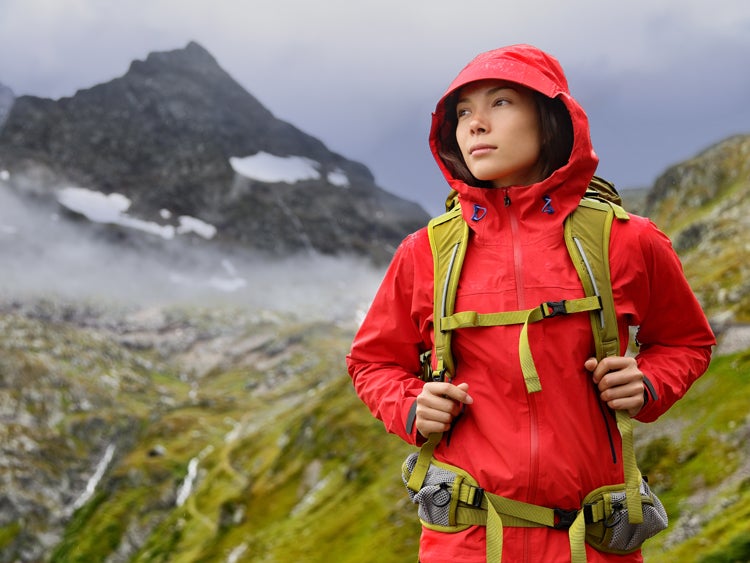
top-left (347, 44), bottom-right (715, 563)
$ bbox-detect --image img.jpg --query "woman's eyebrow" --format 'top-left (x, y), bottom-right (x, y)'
top-left (457, 86), bottom-right (518, 105)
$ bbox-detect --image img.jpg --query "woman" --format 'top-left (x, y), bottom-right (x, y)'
top-left (346, 44), bottom-right (714, 562)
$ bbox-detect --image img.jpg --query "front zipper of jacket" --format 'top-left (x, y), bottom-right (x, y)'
top-left (507, 193), bottom-right (526, 307)
top-left (505, 196), bottom-right (539, 562)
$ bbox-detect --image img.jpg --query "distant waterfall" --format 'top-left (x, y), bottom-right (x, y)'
top-left (175, 445), bottom-right (213, 507)
top-left (226, 543), bottom-right (248, 563)
top-left (175, 457), bottom-right (200, 507)
top-left (69, 444), bottom-right (116, 514)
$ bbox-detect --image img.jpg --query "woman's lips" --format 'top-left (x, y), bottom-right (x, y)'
top-left (469, 144), bottom-right (495, 156)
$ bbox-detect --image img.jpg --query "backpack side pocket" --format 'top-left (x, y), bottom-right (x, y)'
top-left (401, 453), bottom-right (477, 533)
top-left (584, 478), bottom-right (668, 554)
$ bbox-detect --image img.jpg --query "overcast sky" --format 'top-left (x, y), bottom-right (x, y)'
top-left (1, 0), bottom-right (749, 215)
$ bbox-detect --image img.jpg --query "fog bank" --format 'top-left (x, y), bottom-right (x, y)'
top-left (0, 184), bottom-right (384, 324)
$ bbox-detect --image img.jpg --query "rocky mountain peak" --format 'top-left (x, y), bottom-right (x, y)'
top-left (642, 133), bottom-right (750, 326)
top-left (0, 42), bottom-right (428, 264)
top-left (644, 134), bottom-right (750, 222)
top-left (133, 40), bottom-right (219, 72)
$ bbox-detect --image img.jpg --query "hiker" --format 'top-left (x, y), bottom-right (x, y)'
top-left (346, 44), bottom-right (715, 562)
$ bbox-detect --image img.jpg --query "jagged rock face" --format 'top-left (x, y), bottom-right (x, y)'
top-left (645, 135), bottom-right (750, 224)
top-left (642, 134), bottom-right (750, 323)
top-left (0, 42), bottom-right (428, 263)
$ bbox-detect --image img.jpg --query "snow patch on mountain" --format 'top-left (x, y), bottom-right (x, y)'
top-left (56, 186), bottom-right (216, 240)
top-left (229, 152), bottom-right (349, 187)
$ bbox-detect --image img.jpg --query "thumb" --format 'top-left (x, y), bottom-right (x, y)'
top-left (584, 357), bottom-right (598, 372)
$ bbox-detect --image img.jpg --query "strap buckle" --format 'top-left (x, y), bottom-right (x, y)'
top-left (541, 300), bottom-right (567, 318)
top-left (470, 487), bottom-right (484, 508)
top-left (583, 503), bottom-right (595, 524)
top-left (553, 508), bottom-right (578, 530)
top-left (432, 368), bottom-right (448, 383)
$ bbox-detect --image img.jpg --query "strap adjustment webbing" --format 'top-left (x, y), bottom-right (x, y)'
top-left (439, 296), bottom-right (601, 331)
top-left (451, 479), bottom-right (590, 563)
top-left (440, 296), bottom-right (602, 393)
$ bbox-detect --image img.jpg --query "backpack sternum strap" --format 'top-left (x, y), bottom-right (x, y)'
top-left (441, 295), bottom-right (603, 394)
top-left (440, 297), bottom-right (601, 331)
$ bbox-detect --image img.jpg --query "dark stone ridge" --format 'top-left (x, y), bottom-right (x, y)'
top-left (0, 41), bottom-right (429, 263)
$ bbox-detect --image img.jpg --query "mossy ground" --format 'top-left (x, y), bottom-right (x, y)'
top-left (640, 351), bottom-right (750, 562)
top-left (3, 305), bottom-right (747, 562)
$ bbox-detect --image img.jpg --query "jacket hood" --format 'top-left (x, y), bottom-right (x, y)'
top-left (429, 44), bottom-right (598, 223)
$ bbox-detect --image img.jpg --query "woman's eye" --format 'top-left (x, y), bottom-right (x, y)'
top-left (493, 98), bottom-right (509, 107)
top-left (456, 107), bottom-right (470, 119)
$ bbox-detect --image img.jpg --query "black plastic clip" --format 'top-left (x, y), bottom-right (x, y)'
top-left (542, 300), bottom-right (568, 318)
top-left (471, 487), bottom-right (484, 508)
top-left (432, 368), bottom-right (448, 383)
top-left (582, 503), bottom-right (595, 524)
top-left (553, 508), bottom-right (578, 530)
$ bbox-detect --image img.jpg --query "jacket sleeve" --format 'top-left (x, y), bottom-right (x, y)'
top-left (346, 231), bottom-right (432, 445)
top-left (616, 217), bottom-right (715, 423)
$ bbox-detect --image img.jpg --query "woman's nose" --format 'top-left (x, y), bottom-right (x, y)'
top-left (469, 113), bottom-right (487, 134)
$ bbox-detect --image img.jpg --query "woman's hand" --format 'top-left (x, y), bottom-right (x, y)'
top-left (415, 381), bottom-right (473, 438)
top-left (585, 356), bottom-right (645, 417)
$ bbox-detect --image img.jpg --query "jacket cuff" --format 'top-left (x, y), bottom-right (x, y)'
top-left (636, 374), bottom-right (659, 420)
top-left (406, 400), bottom-right (417, 434)
top-left (405, 399), bottom-right (426, 445)
top-left (642, 375), bottom-right (658, 405)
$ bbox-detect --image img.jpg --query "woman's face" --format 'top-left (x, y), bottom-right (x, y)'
top-left (454, 80), bottom-right (543, 188)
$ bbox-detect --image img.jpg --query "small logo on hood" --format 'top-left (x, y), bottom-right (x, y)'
top-left (471, 204), bottom-right (487, 222)
top-left (541, 195), bottom-right (555, 215)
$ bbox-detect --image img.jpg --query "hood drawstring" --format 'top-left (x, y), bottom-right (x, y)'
top-left (504, 189), bottom-right (512, 207)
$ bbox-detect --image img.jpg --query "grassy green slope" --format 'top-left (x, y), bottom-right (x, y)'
top-left (23, 310), bottom-right (419, 563)
top-left (639, 351), bottom-right (750, 563)
top-left (40, 313), bottom-right (746, 563)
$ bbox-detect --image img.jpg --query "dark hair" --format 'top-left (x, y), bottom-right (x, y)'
top-left (534, 92), bottom-right (574, 180)
top-left (437, 88), bottom-right (574, 187)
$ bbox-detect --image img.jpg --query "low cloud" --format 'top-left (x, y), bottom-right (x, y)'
top-left (0, 180), bottom-right (383, 324)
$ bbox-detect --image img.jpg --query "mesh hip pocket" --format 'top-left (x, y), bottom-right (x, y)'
top-left (401, 452), bottom-right (475, 532)
top-left (585, 478), bottom-right (668, 554)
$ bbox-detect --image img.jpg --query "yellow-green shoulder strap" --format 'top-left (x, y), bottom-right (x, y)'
top-left (427, 204), bottom-right (468, 381)
top-left (563, 197), bottom-right (642, 523)
top-left (563, 197), bottom-right (627, 359)
top-left (406, 205), bottom-right (467, 494)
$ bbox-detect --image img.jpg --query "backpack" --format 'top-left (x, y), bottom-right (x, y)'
top-left (420, 175), bottom-right (629, 386)
top-left (403, 177), bottom-right (666, 562)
